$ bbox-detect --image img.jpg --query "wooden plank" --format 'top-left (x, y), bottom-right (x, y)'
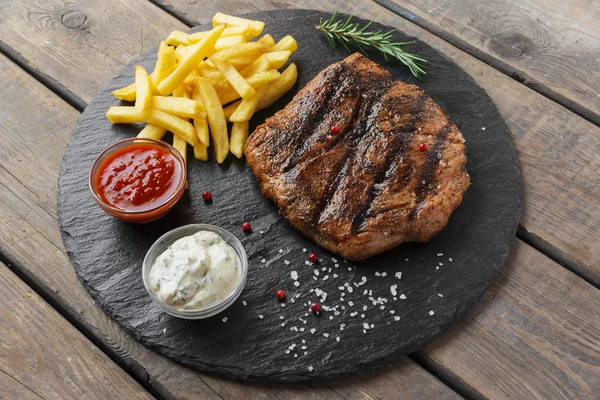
top-left (0, 0), bottom-right (188, 106)
top-left (419, 240), bottom-right (600, 399)
top-left (376, 0), bottom-right (600, 125)
top-left (158, 2), bottom-right (600, 280)
top-left (0, 53), bottom-right (456, 398)
top-left (0, 261), bottom-right (152, 400)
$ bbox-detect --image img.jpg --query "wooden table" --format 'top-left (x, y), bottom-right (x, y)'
top-left (1, 1), bottom-right (598, 398)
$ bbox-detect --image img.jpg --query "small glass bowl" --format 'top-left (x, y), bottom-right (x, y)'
top-left (142, 224), bottom-right (248, 319)
top-left (89, 138), bottom-right (186, 223)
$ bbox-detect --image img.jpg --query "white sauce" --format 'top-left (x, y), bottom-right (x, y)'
top-left (149, 231), bottom-right (241, 310)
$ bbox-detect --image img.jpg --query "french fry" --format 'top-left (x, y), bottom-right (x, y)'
top-left (230, 84), bottom-right (268, 122)
top-left (157, 24), bottom-right (225, 96)
top-left (152, 42), bottom-right (178, 87)
top-left (193, 143), bottom-right (208, 161)
top-left (212, 12), bottom-right (265, 36)
top-left (257, 34), bottom-right (275, 48)
top-left (140, 109), bottom-right (198, 146)
top-left (106, 106), bottom-right (145, 124)
top-left (258, 63), bottom-right (298, 110)
top-left (264, 50), bottom-right (292, 70)
top-left (197, 67), bottom-right (229, 90)
top-left (210, 42), bottom-right (267, 62)
top-left (173, 135), bottom-right (188, 164)
top-left (166, 31), bottom-right (190, 46)
top-left (230, 121), bottom-right (249, 158)
top-left (175, 44), bottom-right (192, 62)
top-left (214, 35), bottom-right (248, 51)
top-left (239, 55), bottom-right (269, 78)
top-left (189, 25), bottom-right (254, 42)
top-left (137, 124), bottom-right (167, 140)
top-left (134, 65), bottom-right (152, 113)
top-left (228, 55), bottom-right (259, 70)
top-left (149, 96), bottom-right (206, 119)
top-left (191, 86), bottom-right (210, 146)
top-left (196, 77), bottom-right (229, 163)
top-left (218, 70), bottom-right (280, 105)
top-left (273, 35), bottom-right (298, 52)
top-left (211, 58), bottom-right (256, 100)
top-left (112, 43), bottom-right (176, 101)
top-left (223, 100), bottom-right (241, 122)
top-left (172, 84), bottom-right (191, 99)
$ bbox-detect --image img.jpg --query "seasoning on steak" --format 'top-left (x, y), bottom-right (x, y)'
top-left (245, 53), bottom-right (470, 261)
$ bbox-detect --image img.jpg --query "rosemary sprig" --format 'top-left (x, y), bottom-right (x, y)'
top-left (317, 11), bottom-right (427, 78)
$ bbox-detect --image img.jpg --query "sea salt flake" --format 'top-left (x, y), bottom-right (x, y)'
top-left (437, 253), bottom-right (443, 256)
top-left (363, 330), bottom-right (366, 334)
top-left (429, 310), bottom-right (435, 316)
top-left (347, 287), bottom-right (353, 293)
top-left (395, 272), bottom-right (402, 279)
top-left (302, 339), bottom-right (306, 343)
top-left (363, 289), bottom-right (368, 295)
top-left (294, 353), bottom-right (298, 358)
top-left (370, 324), bottom-right (374, 328)
top-left (361, 314), bottom-right (365, 318)
top-left (380, 306), bottom-right (385, 310)
top-left (310, 328), bottom-right (316, 334)
top-left (222, 317), bottom-right (228, 322)
top-left (294, 281), bottom-right (300, 287)
top-left (300, 327), bottom-right (305, 332)
top-left (438, 293), bottom-right (444, 297)
top-left (301, 345), bottom-right (307, 350)
top-left (303, 248), bottom-right (307, 252)
top-left (333, 274), bottom-right (338, 278)
top-left (436, 266), bottom-right (439, 270)
top-left (314, 269), bottom-right (320, 276)
top-left (242, 301), bottom-right (247, 306)
top-left (400, 294), bottom-right (407, 300)
top-left (348, 301), bottom-right (354, 306)
top-left (258, 315), bottom-right (264, 319)
top-left (336, 337), bottom-right (340, 342)
top-left (305, 260), bottom-right (310, 265)
top-left (323, 333), bottom-right (330, 337)
top-left (284, 260), bottom-right (290, 265)
top-left (291, 271), bottom-right (298, 280)
top-left (363, 305), bottom-right (368, 311)
top-left (280, 315), bottom-right (285, 320)
top-left (308, 366), bottom-right (314, 372)
top-left (481, 127), bottom-right (486, 131)
top-left (259, 230), bottom-right (264, 234)
top-left (363, 323), bottom-right (370, 329)
top-left (329, 315), bottom-right (334, 320)
top-left (381, 272), bottom-right (387, 277)
top-left (304, 351), bottom-right (308, 355)
top-left (261, 258), bottom-right (266, 263)
top-left (390, 310), bottom-right (395, 314)
top-left (279, 249), bottom-right (283, 253)
top-left (285, 350), bottom-right (290, 354)
top-left (281, 303), bottom-right (286, 307)
top-left (338, 286), bottom-right (345, 291)
top-left (394, 316), bottom-right (401, 321)
top-left (449, 258), bottom-right (453, 262)
top-left (322, 267), bottom-right (327, 271)
top-left (323, 275), bottom-right (329, 281)
top-left (331, 257), bottom-right (338, 262)
top-left (390, 284), bottom-right (398, 296)
top-left (348, 267), bottom-right (352, 271)
top-left (313, 276), bottom-right (317, 280)
top-left (375, 271), bottom-right (381, 276)
top-left (350, 312), bottom-right (358, 317)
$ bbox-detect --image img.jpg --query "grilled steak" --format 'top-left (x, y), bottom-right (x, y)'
top-left (245, 53), bottom-right (470, 261)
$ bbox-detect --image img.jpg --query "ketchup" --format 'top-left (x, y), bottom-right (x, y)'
top-left (94, 143), bottom-right (183, 212)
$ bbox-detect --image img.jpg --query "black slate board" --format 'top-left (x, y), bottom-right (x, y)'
top-left (58, 10), bottom-right (522, 382)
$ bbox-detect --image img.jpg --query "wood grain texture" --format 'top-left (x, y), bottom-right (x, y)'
top-left (420, 240), bottom-right (600, 399)
top-left (375, 0), bottom-right (600, 125)
top-left (0, 0), bottom-right (187, 106)
top-left (0, 261), bottom-right (152, 400)
top-left (0, 52), bottom-right (456, 399)
top-left (156, 0), bottom-right (600, 284)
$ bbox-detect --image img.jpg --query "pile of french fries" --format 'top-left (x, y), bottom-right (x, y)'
top-left (106, 12), bottom-right (298, 165)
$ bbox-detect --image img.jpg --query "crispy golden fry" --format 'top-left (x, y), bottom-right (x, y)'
top-left (173, 135), bottom-right (188, 164)
top-left (196, 77), bottom-right (229, 163)
top-left (218, 70), bottom-right (280, 105)
top-left (211, 58), bottom-right (256, 100)
top-left (273, 35), bottom-right (298, 52)
top-left (137, 124), bottom-right (167, 140)
top-left (106, 106), bottom-right (145, 124)
top-left (230, 84), bottom-right (268, 122)
top-left (264, 50), bottom-right (291, 70)
top-left (172, 84), bottom-right (191, 99)
top-left (258, 63), bottom-right (297, 110)
top-left (228, 55), bottom-right (259, 70)
top-left (193, 143), bottom-right (208, 161)
top-left (214, 35), bottom-right (248, 51)
top-left (210, 42), bottom-right (267, 62)
top-left (191, 86), bottom-right (210, 146)
top-left (134, 65), bottom-right (152, 113)
top-left (239, 55), bottom-right (269, 78)
top-left (140, 109), bottom-right (198, 146)
top-left (212, 12), bottom-right (265, 36)
top-left (158, 24), bottom-right (225, 96)
top-left (166, 31), bottom-right (190, 46)
top-left (257, 34), bottom-right (275, 48)
top-left (189, 25), bottom-right (254, 42)
top-left (175, 44), bottom-right (192, 62)
top-left (223, 100), bottom-right (241, 122)
top-left (230, 121), bottom-right (249, 158)
top-left (197, 67), bottom-right (229, 90)
top-left (149, 96), bottom-right (206, 119)
top-left (112, 43), bottom-right (176, 101)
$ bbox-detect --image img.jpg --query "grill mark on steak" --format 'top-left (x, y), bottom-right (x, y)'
top-left (351, 91), bottom-right (428, 233)
top-left (282, 63), bottom-right (353, 173)
top-left (313, 79), bottom-right (393, 228)
top-left (409, 123), bottom-right (453, 219)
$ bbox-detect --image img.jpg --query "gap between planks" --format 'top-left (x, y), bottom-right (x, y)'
top-left (373, 0), bottom-right (600, 128)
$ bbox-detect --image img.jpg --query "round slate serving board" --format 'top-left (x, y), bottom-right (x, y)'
top-left (58, 10), bottom-right (522, 382)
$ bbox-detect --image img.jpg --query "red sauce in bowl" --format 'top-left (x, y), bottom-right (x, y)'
top-left (90, 138), bottom-right (186, 223)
